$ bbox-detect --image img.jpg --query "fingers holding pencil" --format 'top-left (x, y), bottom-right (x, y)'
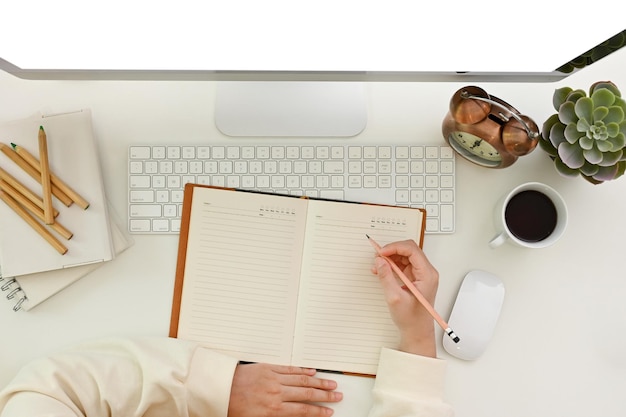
top-left (367, 235), bottom-right (460, 347)
top-left (373, 239), bottom-right (439, 303)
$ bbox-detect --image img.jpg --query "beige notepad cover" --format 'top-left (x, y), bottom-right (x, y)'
top-left (0, 110), bottom-right (114, 277)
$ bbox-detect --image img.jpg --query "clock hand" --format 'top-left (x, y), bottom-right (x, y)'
top-left (470, 139), bottom-right (482, 149)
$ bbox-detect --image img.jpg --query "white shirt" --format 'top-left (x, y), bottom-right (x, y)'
top-left (0, 337), bottom-right (453, 417)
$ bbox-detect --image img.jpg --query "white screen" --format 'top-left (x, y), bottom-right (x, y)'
top-left (1, 0), bottom-right (623, 74)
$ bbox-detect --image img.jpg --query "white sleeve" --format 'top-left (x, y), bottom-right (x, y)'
top-left (368, 348), bottom-right (454, 417)
top-left (0, 337), bottom-right (239, 417)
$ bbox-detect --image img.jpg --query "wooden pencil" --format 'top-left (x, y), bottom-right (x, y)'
top-left (38, 126), bottom-right (54, 224)
top-left (0, 142), bottom-right (73, 206)
top-left (366, 235), bottom-right (460, 343)
top-left (0, 166), bottom-right (59, 217)
top-left (0, 190), bottom-right (68, 255)
top-left (0, 179), bottom-right (72, 240)
top-left (11, 142), bottom-right (90, 210)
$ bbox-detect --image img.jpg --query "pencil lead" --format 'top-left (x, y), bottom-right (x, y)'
top-left (39, 125), bottom-right (44, 131)
top-left (365, 234), bottom-right (370, 239)
top-left (10, 142), bottom-right (16, 149)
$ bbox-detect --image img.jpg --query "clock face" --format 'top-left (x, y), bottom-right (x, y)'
top-left (447, 131), bottom-right (502, 167)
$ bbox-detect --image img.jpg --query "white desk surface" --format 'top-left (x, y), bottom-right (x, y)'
top-left (2, 50), bottom-right (626, 417)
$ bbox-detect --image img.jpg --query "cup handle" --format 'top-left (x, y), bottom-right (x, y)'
top-left (489, 232), bottom-right (507, 248)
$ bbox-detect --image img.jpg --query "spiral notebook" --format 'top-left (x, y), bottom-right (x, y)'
top-left (0, 206), bottom-right (133, 311)
top-left (0, 109), bottom-right (133, 311)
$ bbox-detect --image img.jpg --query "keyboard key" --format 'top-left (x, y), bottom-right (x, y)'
top-left (440, 204), bottom-right (454, 232)
top-left (152, 219), bottom-right (170, 232)
top-left (129, 175), bottom-right (150, 188)
top-left (182, 146), bottom-right (196, 158)
top-left (130, 190), bottom-right (154, 203)
top-left (331, 146), bottom-right (344, 159)
top-left (130, 204), bottom-right (161, 217)
top-left (130, 146), bottom-right (150, 159)
top-left (129, 219), bottom-right (151, 232)
top-left (167, 147), bottom-right (180, 159)
top-left (129, 161), bottom-right (143, 174)
top-left (348, 146), bottom-right (362, 159)
top-left (323, 161), bottom-right (344, 174)
top-left (320, 190), bottom-right (344, 200)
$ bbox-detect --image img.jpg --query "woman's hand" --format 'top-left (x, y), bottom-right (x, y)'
top-left (228, 363), bottom-right (342, 417)
top-left (371, 239), bottom-right (439, 357)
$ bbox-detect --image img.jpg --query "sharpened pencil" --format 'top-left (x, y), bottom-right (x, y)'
top-left (366, 234), bottom-right (460, 343)
top-left (0, 142), bottom-right (73, 206)
top-left (38, 126), bottom-right (54, 224)
top-left (11, 142), bottom-right (90, 210)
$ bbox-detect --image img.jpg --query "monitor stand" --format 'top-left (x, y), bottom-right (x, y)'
top-left (214, 81), bottom-right (367, 137)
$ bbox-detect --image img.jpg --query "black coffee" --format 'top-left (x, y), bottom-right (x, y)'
top-left (504, 190), bottom-right (557, 242)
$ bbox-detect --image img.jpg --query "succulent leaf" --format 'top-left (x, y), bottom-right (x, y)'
top-left (583, 146), bottom-right (603, 164)
top-left (549, 122), bottom-right (567, 148)
top-left (593, 106), bottom-right (609, 122)
top-left (555, 156), bottom-right (581, 176)
top-left (605, 106), bottom-right (625, 124)
top-left (598, 150), bottom-right (623, 166)
top-left (564, 123), bottom-right (582, 144)
top-left (558, 101), bottom-right (577, 124)
top-left (566, 89), bottom-right (586, 103)
top-left (539, 138), bottom-right (558, 156)
top-left (579, 162), bottom-right (600, 176)
top-left (591, 81), bottom-right (621, 97)
top-left (590, 87), bottom-right (616, 107)
top-left (576, 118), bottom-right (591, 134)
top-left (608, 132), bottom-right (626, 149)
top-left (596, 139), bottom-right (613, 152)
top-left (579, 136), bottom-right (594, 150)
top-left (553, 87), bottom-right (573, 110)
top-left (592, 164), bottom-right (620, 182)
top-left (575, 97), bottom-right (594, 123)
top-left (606, 122), bottom-right (620, 137)
top-left (558, 142), bottom-right (585, 168)
top-left (542, 113), bottom-right (559, 136)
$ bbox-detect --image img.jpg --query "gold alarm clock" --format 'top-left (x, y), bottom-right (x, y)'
top-left (442, 86), bottom-right (540, 168)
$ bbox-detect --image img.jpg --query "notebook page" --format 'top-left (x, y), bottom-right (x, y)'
top-left (293, 201), bottom-right (424, 375)
top-left (176, 188), bottom-right (308, 364)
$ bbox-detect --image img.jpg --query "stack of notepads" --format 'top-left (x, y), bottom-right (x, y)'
top-left (0, 109), bottom-right (133, 311)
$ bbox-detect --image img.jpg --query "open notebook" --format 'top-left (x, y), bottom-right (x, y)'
top-left (169, 184), bottom-right (426, 376)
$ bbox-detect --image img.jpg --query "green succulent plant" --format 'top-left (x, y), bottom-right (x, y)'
top-left (540, 81), bottom-right (626, 184)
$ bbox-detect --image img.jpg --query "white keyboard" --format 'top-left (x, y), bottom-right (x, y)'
top-left (128, 144), bottom-right (456, 234)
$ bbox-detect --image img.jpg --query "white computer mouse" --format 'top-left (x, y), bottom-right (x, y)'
top-left (443, 270), bottom-right (505, 360)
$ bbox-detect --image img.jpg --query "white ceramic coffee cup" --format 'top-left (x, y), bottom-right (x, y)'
top-left (489, 182), bottom-right (567, 249)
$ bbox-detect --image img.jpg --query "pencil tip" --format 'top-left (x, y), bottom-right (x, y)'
top-left (39, 125), bottom-right (44, 131)
top-left (365, 234), bottom-right (370, 239)
top-left (10, 142), bottom-right (16, 149)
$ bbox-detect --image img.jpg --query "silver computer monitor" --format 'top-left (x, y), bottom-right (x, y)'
top-left (1, 1), bottom-right (623, 137)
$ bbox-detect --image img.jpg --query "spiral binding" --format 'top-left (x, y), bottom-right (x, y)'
top-left (0, 273), bottom-right (28, 312)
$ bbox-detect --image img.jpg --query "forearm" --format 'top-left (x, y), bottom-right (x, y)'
top-left (398, 325), bottom-right (436, 358)
top-left (368, 348), bottom-right (453, 417)
top-left (0, 337), bottom-right (239, 417)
